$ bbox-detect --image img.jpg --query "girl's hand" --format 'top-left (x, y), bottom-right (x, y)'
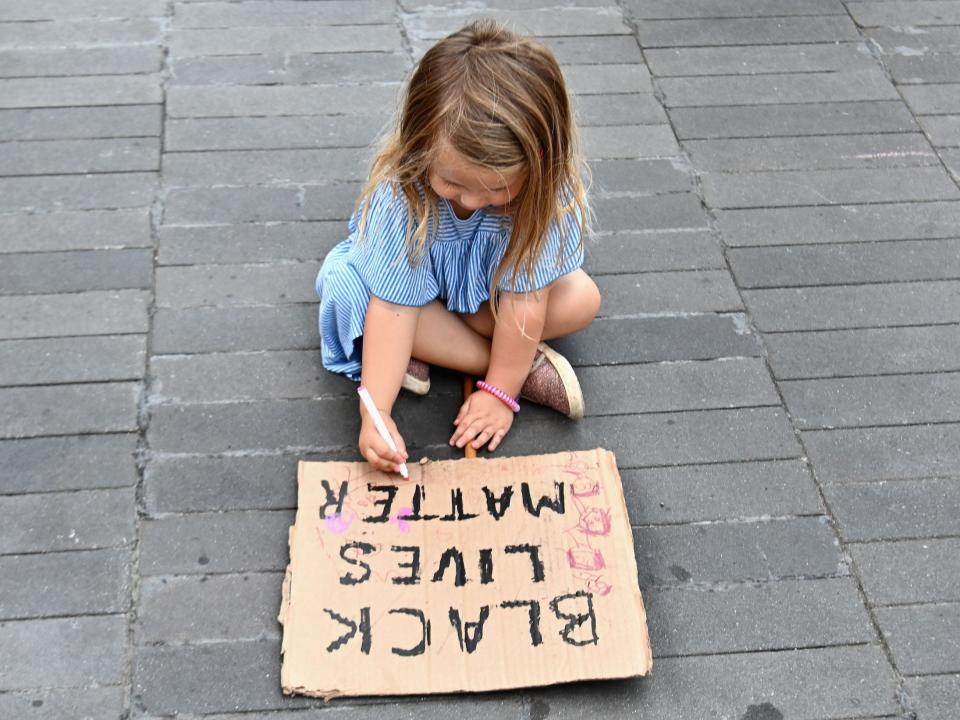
top-left (450, 390), bottom-right (514, 452)
top-left (359, 413), bottom-right (408, 474)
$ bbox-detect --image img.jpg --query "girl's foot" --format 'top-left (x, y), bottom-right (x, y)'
top-left (402, 358), bottom-right (431, 395)
top-left (520, 342), bottom-right (584, 419)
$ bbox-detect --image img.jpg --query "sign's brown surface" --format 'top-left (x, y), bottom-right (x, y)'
top-left (280, 448), bottom-right (652, 699)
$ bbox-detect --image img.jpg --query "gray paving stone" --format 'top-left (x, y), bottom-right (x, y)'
top-left (158, 222), bottom-right (342, 264)
top-left (782, 372), bottom-right (960, 428)
top-left (825, 479), bottom-right (960, 541)
top-left (635, 517), bottom-right (842, 588)
top-left (581, 124), bottom-right (679, 159)
top-left (0, 208), bottom-right (150, 254)
top-left (622, 459), bottom-right (821, 525)
top-left (944, 148), bottom-right (960, 181)
top-left (885, 53), bottom-right (960, 85)
top-left (625, 0), bottom-right (844, 19)
top-left (155, 262), bottom-right (319, 308)
top-left (163, 186), bottom-right (304, 224)
top-left (0, 18), bottom-right (162, 48)
top-left (0, 335), bottom-right (145, 385)
top-left (0, 0), bottom-right (165, 20)
top-left (0, 289), bottom-right (149, 339)
top-left (506, 407), bottom-right (801, 467)
top-left (590, 158), bottom-right (692, 195)
top-left (851, 538), bottom-right (960, 605)
top-left (139, 510), bottom-right (292, 576)
top-left (742, 280), bottom-right (960, 331)
top-left (670, 100), bottom-right (919, 140)
top-left (0, 686), bottom-right (126, 720)
top-left (563, 64), bottom-right (651, 95)
top-left (0, 548), bottom-right (130, 618)
top-left (635, 15), bottom-right (860, 48)
top-left (660, 69), bottom-right (898, 108)
top-left (300, 183), bottom-right (363, 222)
top-left (0, 45), bottom-right (162, 77)
top-left (147, 394), bottom-right (460, 455)
top-left (877, 603), bottom-right (960, 675)
top-left (0, 249), bottom-right (153, 295)
top-left (702, 167), bottom-right (960, 209)
top-left (717, 201), bottom-right (960, 246)
top-left (580, 358), bottom-right (779, 415)
top-left (139, 572), bottom-right (281, 643)
top-left (0, 105), bottom-right (161, 141)
top-left (145, 454), bottom-right (301, 513)
top-left (163, 148), bottom-right (364, 186)
top-left (849, 1), bottom-right (960, 26)
top-left (1, 138), bottom-right (159, 176)
top-left (170, 52), bottom-right (409, 86)
top-left (530, 645), bottom-right (899, 719)
top-left (646, 42), bottom-right (876, 76)
top-left (0, 382), bottom-right (140, 438)
top-left (542, 34), bottom-right (645, 64)
top-left (765, 325), bottom-right (960, 379)
top-left (867, 24), bottom-right (960, 53)
top-left (406, 8), bottom-right (631, 40)
top-left (646, 577), bottom-right (874, 656)
top-left (902, 83), bottom-right (960, 114)
top-left (687, 133), bottom-right (937, 172)
top-left (175, 0), bottom-right (394, 27)
top-left (133, 640), bottom-right (306, 715)
top-left (805, 422), bottom-right (960, 483)
top-left (906, 675), bottom-right (960, 720)
top-left (596, 270), bottom-right (743, 316)
top-left (0, 615), bottom-right (126, 690)
top-left (0, 487), bottom-right (135, 554)
top-left (593, 193), bottom-right (709, 232)
top-left (550, 314), bottom-right (761, 366)
top-left (729, 239), bottom-right (960, 288)
top-left (165, 115), bottom-right (387, 151)
top-left (585, 231), bottom-right (723, 275)
top-left (574, 93), bottom-right (668, 126)
top-left (207, 700), bottom-right (524, 720)
top-left (0, 75), bottom-right (162, 108)
top-left (0, 433), bottom-right (138, 493)
top-left (151, 349), bottom-right (351, 404)
top-left (0, 172), bottom-right (156, 212)
top-left (169, 25), bottom-right (402, 58)
top-left (167, 83), bottom-right (400, 118)
top-left (152, 304), bottom-right (318, 354)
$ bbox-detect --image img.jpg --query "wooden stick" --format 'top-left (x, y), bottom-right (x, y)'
top-left (462, 375), bottom-right (477, 459)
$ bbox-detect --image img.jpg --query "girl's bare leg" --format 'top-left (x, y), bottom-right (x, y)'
top-left (410, 270), bottom-right (600, 374)
top-left (460, 269), bottom-right (601, 340)
top-left (410, 300), bottom-right (490, 375)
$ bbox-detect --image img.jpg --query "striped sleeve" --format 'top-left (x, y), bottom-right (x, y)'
top-left (346, 183), bottom-right (439, 307)
top-left (499, 207), bottom-right (584, 293)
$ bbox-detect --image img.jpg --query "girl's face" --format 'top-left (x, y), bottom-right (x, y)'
top-left (428, 141), bottom-right (528, 218)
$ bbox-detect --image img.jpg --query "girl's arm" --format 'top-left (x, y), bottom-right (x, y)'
top-left (359, 295), bottom-right (420, 472)
top-left (450, 287), bottom-right (549, 450)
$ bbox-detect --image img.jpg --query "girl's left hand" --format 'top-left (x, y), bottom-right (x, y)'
top-left (450, 390), bottom-right (514, 452)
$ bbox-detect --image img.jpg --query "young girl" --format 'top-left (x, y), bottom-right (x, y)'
top-left (316, 19), bottom-right (601, 474)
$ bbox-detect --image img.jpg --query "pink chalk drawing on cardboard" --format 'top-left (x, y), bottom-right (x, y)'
top-left (390, 507), bottom-right (413, 534)
top-left (554, 453), bottom-right (615, 594)
top-left (324, 510), bottom-right (355, 535)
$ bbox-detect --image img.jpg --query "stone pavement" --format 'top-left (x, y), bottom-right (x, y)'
top-left (1, 0), bottom-right (959, 717)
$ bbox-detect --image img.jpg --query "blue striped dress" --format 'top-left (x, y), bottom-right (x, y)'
top-left (316, 181), bottom-right (584, 380)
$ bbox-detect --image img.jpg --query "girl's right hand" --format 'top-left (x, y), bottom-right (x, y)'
top-left (359, 413), bottom-right (408, 474)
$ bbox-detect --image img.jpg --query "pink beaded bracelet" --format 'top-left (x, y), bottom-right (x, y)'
top-left (476, 380), bottom-right (520, 413)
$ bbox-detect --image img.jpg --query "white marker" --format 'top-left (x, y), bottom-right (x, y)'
top-left (357, 385), bottom-right (409, 478)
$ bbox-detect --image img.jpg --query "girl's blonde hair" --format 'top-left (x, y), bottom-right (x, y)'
top-left (354, 18), bottom-right (590, 308)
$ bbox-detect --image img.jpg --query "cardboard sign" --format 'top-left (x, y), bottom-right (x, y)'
top-left (279, 448), bottom-right (651, 699)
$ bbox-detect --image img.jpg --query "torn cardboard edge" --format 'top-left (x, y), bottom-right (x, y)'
top-left (280, 448), bottom-right (651, 700)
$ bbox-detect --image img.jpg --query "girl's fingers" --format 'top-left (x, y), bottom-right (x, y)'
top-left (488, 429), bottom-right (507, 452)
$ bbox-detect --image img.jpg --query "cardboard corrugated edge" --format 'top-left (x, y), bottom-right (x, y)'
top-left (598, 447), bottom-right (653, 676)
top-left (280, 449), bottom-right (651, 698)
top-left (280, 462), bottom-right (348, 699)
